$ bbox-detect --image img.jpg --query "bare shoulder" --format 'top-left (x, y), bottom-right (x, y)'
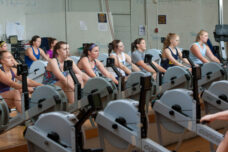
top-left (49, 58), bottom-right (57, 65)
top-left (46, 58), bottom-right (58, 71)
top-left (79, 57), bottom-right (89, 64)
top-left (191, 43), bottom-right (198, 49)
top-left (25, 47), bottom-right (32, 54)
top-left (164, 48), bottom-right (170, 52)
top-left (27, 47), bottom-right (32, 51)
top-left (78, 57), bottom-right (89, 68)
top-left (190, 44), bottom-right (199, 52)
top-left (163, 48), bottom-right (171, 54)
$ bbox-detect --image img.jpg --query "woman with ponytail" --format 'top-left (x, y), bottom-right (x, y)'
top-left (0, 41), bottom-right (18, 66)
top-left (0, 51), bottom-right (42, 112)
top-left (77, 43), bottom-right (118, 84)
top-left (43, 41), bottom-right (89, 104)
top-left (190, 30), bottom-right (220, 65)
top-left (161, 33), bottom-right (190, 69)
top-left (25, 35), bottom-right (49, 68)
top-left (46, 37), bottom-right (58, 58)
top-left (131, 38), bottom-right (166, 79)
top-left (108, 40), bottom-right (139, 76)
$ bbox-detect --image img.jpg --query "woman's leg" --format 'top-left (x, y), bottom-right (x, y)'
top-left (55, 75), bottom-right (75, 104)
top-left (13, 90), bottom-right (21, 112)
top-left (81, 72), bottom-right (89, 86)
top-left (216, 131), bottom-right (228, 152)
top-left (76, 74), bottom-right (84, 88)
top-left (0, 89), bottom-right (22, 113)
top-left (131, 63), bottom-right (140, 72)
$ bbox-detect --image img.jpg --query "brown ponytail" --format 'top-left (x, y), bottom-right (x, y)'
top-left (162, 33), bottom-right (178, 52)
top-left (29, 35), bottom-right (40, 46)
top-left (131, 38), bottom-right (144, 52)
top-left (80, 43), bottom-right (98, 58)
top-left (108, 40), bottom-right (121, 56)
top-left (48, 37), bottom-right (57, 49)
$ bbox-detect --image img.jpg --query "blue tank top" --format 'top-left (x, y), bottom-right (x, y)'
top-left (0, 67), bottom-right (15, 93)
top-left (189, 42), bottom-right (206, 65)
top-left (161, 47), bottom-right (179, 69)
top-left (25, 47), bottom-right (40, 68)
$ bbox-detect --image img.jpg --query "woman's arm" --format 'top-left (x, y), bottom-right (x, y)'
top-left (40, 48), bottom-right (50, 61)
top-left (125, 54), bottom-right (140, 72)
top-left (70, 58), bottom-right (90, 82)
top-left (77, 57), bottom-right (97, 77)
top-left (13, 68), bottom-right (43, 87)
top-left (163, 48), bottom-right (184, 67)
top-left (110, 54), bottom-right (131, 75)
top-left (27, 79), bottom-right (43, 87)
top-left (131, 64), bottom-right (141, 72)
top-left (16, 76), bottom-right (42, 87)
top-left (178, 49), bottom-right (190, 65)
top-left (96, 60), bottom-right (118, 84)
top-left (136, 60), bottom-right (156, 73)
top-left (46, 52), bottom-right (51, 58)
top-left (200, 110), bottom-right (228, 123)
top-left (25, 48), bottom-right (38, 61)
top-left (152, 61), bottom-right (166, 73)
top-left (49, 59), bottom-right (74, 89)
top-left (190, 44), bottom-right (209, 63)
top-left (135, 61), bottom-right (156, 79)
top-left (205, 46), bottom-right (220, 63)
top-left (0, 70), bottom-right (22, 89)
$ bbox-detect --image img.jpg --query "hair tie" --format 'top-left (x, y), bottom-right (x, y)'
top-left (89, 44), bottom-right (97, 51)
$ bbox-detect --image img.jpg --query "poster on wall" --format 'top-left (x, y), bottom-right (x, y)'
top-left (98, 23), bottom-right (108, 32)
top-left (98, 13), bottom-right (108, 31)
top-left (6, 22), bottom-right (25, 40)
top-left (139, 25), bottom-right (145, 36)
top-left (98, 13), bottom-right (107, 23)
top-left (80, 21), bottom-right (88, 31)
top-left (158, 15), bottom-right (166, 24)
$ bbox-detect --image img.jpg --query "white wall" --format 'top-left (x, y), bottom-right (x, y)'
top-left (149, 0), bottom-right (202, 50)
top-left (68, 0), bottom-right (228, 51)
top-left (0, 0), bottom-right (65, 40)
top-left (26, 12), bottom-right (66, 41)
top-left (148, 0), bottom-right (228, 50)
top-left (110, 0), bottom-right (131, 52)
top-left (66, 12), bottom-right (113, 54)
top-left (69, 0), bottom-right (133, 52)
top-left (26, 11), bottom-right (113, 55)
top-left (69, 0), bottom-right (101, 12)
top-left (2, 0), bottom-right (228, 52)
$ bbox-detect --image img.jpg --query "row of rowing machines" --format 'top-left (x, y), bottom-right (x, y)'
top-left (1, 50), bottom-right (228, 151)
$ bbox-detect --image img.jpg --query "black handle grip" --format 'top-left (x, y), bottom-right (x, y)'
top-left (201, 120), bottom-right (210, 124)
